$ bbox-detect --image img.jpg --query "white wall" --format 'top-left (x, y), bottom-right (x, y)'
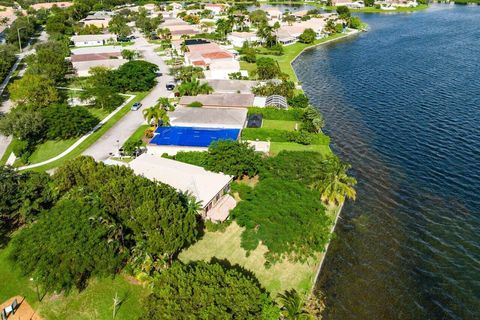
top-left (73, 40), bottom-right (105, 47)
top-left (146, 145), bottom-right (208, 156)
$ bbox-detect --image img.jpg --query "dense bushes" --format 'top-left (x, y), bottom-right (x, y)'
top-left (10, 198), bottom-right (124, 292)
top-left (141, 261), bottom-right (278, 319)
top-left (232, 178), bottom-right (332, 265)
top-left (41, 104), bottom-right (99, 140)
top-left (113, 60), bottom-right (158, 92)
top-left (255, 57), bottom-right (281, 80)
top-left (6, 156), bottom-right (198, 293)
top-left (0, 44), bottom-right (16, 83)
top-left (252, 80), bottom-right (295, 99)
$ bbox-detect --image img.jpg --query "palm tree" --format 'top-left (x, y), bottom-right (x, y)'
top-left (277, 289), bottom-right (310, 320)
top-left (157, 97), bottom-right (173, 111)
top-left (142, 105), bottom-right (169, 127)
top-left (313, 156), bottom-right (357, 206)
top-left (177, 79), bottom-right (213, 96)
top-left (182, 191), bottom-right (203, 216)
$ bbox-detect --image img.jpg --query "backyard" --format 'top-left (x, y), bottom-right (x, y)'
top-left (0, 244), bottom-right (148, 320)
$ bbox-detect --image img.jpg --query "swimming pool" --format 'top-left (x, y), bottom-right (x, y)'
top-left (151, 126), bottom-right (240, 147)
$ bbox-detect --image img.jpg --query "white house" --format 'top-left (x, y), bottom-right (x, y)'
top-left (227, 31), bottom-right (260, 47)
top-left (265, 7), bottom-right (283, 23)
top-left (70, 34), bottom-right (116, 47)
top-left (168, 106), bottom-right (247, 129)
top-left (129, 154), bottom-right (236, 221)
top-left (204, 3), bottom-right (227, 15)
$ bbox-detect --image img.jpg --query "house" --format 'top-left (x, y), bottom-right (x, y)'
top-left (227, 31), bottom-right (260, 47)
top-left (204, 3), bottom-right (227, 15)
top-left (185, 42), bottom-right (240, 79)
top-left (148, 126), bottom-right (241, 155)
top-left (79, 13), bottom-right (112, 28)
top-left (30, 2), bottom-right (73, 10)
top-left (275, 17), bottom-right (329, 45)
top-left (70, 34), bottom-right (116, 47)
top-left (179, 93), bottom-right (256, 109)
top-left (203, 79), bottom-right (259, 94)
top-left (169, 106), bottom-right (247, 129)
top-left (160, 18), bottom-right (199, 40)
top-left (72, 58), bottom-right (127, 76)
top-left (265, 7), bottom-right (283, 23)
top-left (0, 6), bottom-right (17, 43)
top-left (128, 154), bottom-right (236, 221)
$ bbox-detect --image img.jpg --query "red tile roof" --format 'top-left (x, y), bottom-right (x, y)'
top-left (202, 51), bottom-right (233, 60)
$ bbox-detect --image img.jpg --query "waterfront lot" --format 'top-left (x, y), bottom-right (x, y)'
top-left (262, 119), bottom-right (298, 131)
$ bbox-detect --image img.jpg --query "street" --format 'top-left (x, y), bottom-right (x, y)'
top-left (82, 35), bottom-right (174, 161)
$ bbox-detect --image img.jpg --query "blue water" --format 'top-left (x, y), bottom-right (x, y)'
top-left (293, 5), bottom-right (480, 319)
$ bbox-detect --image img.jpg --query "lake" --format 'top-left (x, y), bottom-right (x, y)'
top-left (293, 5), bottom-right (480, 319)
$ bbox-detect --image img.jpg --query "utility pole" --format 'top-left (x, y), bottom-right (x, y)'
top-left (17, 27), bottom-right (25, 53)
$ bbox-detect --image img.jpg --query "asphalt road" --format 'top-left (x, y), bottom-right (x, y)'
top-left (82, 35), bottom-right (174, 161)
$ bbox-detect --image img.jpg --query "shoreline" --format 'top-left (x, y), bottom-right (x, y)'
top-left (286, 30), bottom-right (360, 294)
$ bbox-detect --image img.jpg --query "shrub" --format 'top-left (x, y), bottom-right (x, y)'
top-left (122, 139), bottom-right (142, 156)
top-left (255, 57), bottom-right (281, 80)
top-left (287, 93), bottom-right (310, 108)
top-left (242, 47), bottom-right (257, 63)
top-left (172, 151), bottom-right (208, 167)
top-left (232, 178), bottom-right (332, 264)
top-left (285, 131), bottom-right (313, 145)
top-left (187, 101), bottom-right (203, 108)
top-left (298, 28), bottom-right (316, 44)
top-left (252, 80), bottom-right (295, 99)
top-left (205, 140), bottom-right (262, 178)
top-left (141, 261), bottom-right (278, 319)
top-left (144, 128), bottom-right (154, 138)
top-left (42, 104), bottom-right (99, 140)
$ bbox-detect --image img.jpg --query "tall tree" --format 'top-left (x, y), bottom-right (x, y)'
top-left (8, 74), bottom-right (59, 108)
top-left (81, 66), bottom-right (123, 111)
top-left (142, 105), bottom-right (169, 127)
top-left (27, 41), bottom-right (71, 83)
top-left (177, 79), bottom-right (212, 96)
top-left (313, 156), bottom-right (357, 206)
top-left (109, 15), bottom-right (131, 37)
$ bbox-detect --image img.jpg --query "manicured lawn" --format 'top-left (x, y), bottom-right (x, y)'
top-left (270, 142), bottom-right (333, 157)
top-left (179, 222), bottom-right (319, 297)
top-left (262, 120), bottom-right (298, 131)
top-left (28, 139), bottom-right (77, 164)
top-left (124, 124), bottom-right (150, 147)
top-left (30, 92), bottom-right (148, 172)
top-left (0, 244), bottom-right (148, 320)
top-left (262, 33), bottom-right (348, 82)
top-left (239, 61), bottom-right (257, 79)
top-left (87, 107), bottom-right (110, 121)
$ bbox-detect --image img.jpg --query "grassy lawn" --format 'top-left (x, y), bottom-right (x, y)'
top-left (239, 61), bottom-right (257, 78)
top-left (27, 139), bottom-right (77, 164)
top-left (29, 92), bottom-right (148, 172)
top-left (124, 124), bottom-right (150, 147)
top-left (0, 244), bottom-right (148, 320)
top-left (262, 120), bottom-right (298, 131)
top-left (261, 33), bottom-right (348, 82)
top-left (179, 222), bottom-right (319, 297)
top-left (269, 142), bottom-right (333, 157)
top-left (87, 107), bottom-right (110, 120)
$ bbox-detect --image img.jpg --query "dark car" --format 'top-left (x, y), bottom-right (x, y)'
top-left (131, 102), bottom-right (142, 111)
top-left (166, 83), bottom-right (175, 91)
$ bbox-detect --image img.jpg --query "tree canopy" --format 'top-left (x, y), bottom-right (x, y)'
top-left (9, 74), bottom-right (59, 108)
top-left (256, 57), bottom-right (281, 80)
top-left (206, 140), bottom-right (261, 178)
top-left (298, 28), bottom-right (316, 44)
top-left (41, 104), bottom-right (99, 140)
top-left (141, 261), bottom-right (278, 319)
top-left (113, 60), bottom-right (158, 92)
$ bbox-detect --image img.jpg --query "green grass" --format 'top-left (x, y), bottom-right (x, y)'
top-left (124, 124), bottom-right (150, 147)
top-left (27, 139), bottom-right (77, 164)
top-left (87, 107), bottom-right (110, 120)
top-left (269, 142), bottom-right (333, 156)
top-left (261, 33), bottom-right (348, 83)
top-left (262, 120), bottom-right (298, 131)
top-left (239, 61), bottom-right (257, 78)
top-left (179, 222), bottom-right (319, 297)
top-left (0, 244), bottom-right (148, 320)
top-left (323, 4), bottom-right (429, 13)
top-left (29, 92), bottom-right (148, 172)
top-left (0, 139), bottom-right (16, 165)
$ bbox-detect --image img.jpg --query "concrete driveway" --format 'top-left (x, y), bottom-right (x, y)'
top-left (82, 36), bottom-right (174, 161)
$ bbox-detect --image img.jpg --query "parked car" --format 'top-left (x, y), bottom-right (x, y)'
top-left (131, 102), bottom-right (142, 111)
top-left (166, 82), bottom-right (175, 91)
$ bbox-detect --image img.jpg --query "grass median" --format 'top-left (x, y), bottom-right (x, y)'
top-left (29, 91), bottom-right (148, 172)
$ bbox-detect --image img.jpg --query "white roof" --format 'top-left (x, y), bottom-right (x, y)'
top-left (71, 34), bottom-right (115, 42)
top-left (169, 106), bottom-right (247, 129)
top-left (73, 59), bottom-right (127, 74)
top-left (71, 45), bottom-right (123, 55)
top-left (129, 154), bottom-right (233, 207)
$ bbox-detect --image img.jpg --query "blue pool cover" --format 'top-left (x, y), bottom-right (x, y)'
top-left (151, 126), bottom-right (240, 147)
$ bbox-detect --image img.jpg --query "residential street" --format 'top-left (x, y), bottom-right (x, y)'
top-left (82, 35), bottom-right (174, 161)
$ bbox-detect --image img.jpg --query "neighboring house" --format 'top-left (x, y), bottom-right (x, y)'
top-left (185, 42), bottom-right (240, 79)
top-left (128, 154), bottom-right (236, 221)
top-left (203, 79), bottom-right (259, 94)
top-left (70, 34), bottom-right (116, 47)
top-left (72, 58), bottom-right (127, 76)
top-left (291, 10), bottom-right (310, 20)
top-left (79, 13), bottom-right (112, 28)
top-left (0, 5), bottom-right (17, 43)
top-left (169, 106), bottom-right (247, 129)
top-left (160, 18), bottom-right (199, 40)
top-left (179, 93), bottom-right (256, 109)
top-left (265, 7), bottom-right (283, 23)
top-left (30, 2), bottom-right (73, 10)
top-left (227, 31), bottom-right (260, 47)
top-left (275, 17), bottom-right (329, 45)
top-left (204, 3), bottom-right (227, 15)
